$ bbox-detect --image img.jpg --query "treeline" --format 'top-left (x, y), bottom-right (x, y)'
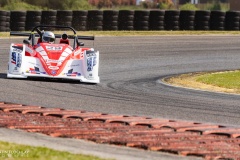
top-left (0, 0), bottom-right (93, 10)
top-left (0, 0), bottom-right (174, 10)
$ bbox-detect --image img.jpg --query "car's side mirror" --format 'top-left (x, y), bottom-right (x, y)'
top-left (23, 39), bottom-right (30, 45)
top-left (77, 42), bottom-right (84, 46)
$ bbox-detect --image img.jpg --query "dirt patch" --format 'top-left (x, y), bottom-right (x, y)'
top-left (163, 72), bottom-right (240, 95)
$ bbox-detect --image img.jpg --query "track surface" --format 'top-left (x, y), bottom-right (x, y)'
top-left (1, 36), bottom-right (240, 159)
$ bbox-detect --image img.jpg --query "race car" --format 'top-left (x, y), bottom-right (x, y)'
top-left (7, 25), bottom-right (100, 83)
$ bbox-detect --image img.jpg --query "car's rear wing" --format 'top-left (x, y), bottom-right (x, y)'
top-left (10, 32), bottom-right (94, 40)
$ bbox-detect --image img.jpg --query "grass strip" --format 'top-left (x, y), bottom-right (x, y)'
top-left (165, 70), bottom-right (240, 94)
top-left (0, 141), bottom-right (112, 160)
top-left (196, 70), bottom-right (240, 90)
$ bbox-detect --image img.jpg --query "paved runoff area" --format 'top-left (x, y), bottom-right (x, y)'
top-left (0, 102), bottom-right (240, 159)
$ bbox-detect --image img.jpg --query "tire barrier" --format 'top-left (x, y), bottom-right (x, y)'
top-left (225, 11), bottom-right (240, 31)
top-left (103, 10), bottom-right (119, 31)
top-left (87, 10), bottom-right (103, 31)
top-left (5, 11), bottom-right (11, 32)
top-left (134, 10), bottom-right (150, 31)
top-left (149, 10), bottom-right (165, 30)
top-left (56, 10), bottom-right (73, 28)
top-left (195, 10), bottom-right (211, 30)
top-left (0, 11), bottom-right (7, 32)
top-left (118, 10), bottom-right (134, 30)
top-left (41, 10), bottom-right (57, 26)
top-left (210, 11), bottom-right (225, 30)
top-left (164, 10), bottom-right (180, 30)
top-left (3, 10), bottom-right (240, 32)
top-left (72, 10), bottom-right (88, 31)
top-left (10, 11), bottom-right (26, 31)
top-left (25, 11), bottom-right (42, 31)
top-left (179, 10), bottom-right (195, 30)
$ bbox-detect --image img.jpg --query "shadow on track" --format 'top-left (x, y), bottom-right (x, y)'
top-left (0, 73), bottom-right (96, 85)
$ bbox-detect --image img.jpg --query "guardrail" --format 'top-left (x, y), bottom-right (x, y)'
top-left (0, 10), bottom-right (239, 31)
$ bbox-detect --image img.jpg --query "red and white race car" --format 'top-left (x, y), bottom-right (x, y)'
top-left (7, 25), bottom-right (100, 83)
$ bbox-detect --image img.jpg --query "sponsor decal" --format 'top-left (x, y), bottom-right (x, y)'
top-left (47, 59), bottom-right (63, 63)
top-left (68, 64), bottom-right (80, 67)
top-left (12, 45), bottom-right (23, 51)
top-left (28, 62), bottom-right (39, 66)
top-left (48, 66), bottom-right (59, 70)
top-left (86, 51), bottom-right (97, 72)
top-left (11, 52), bottom-right (22, 68)
top-left (27, 67), bottom-right (46, 74)
top-left (51, 70), bottom-right (56, 75)
top-left (65, 69), bottom-right (81, 76)
top-left (46, 46), bottom-right (62, 51)
top-left (46, 59), bottom-right (63, 63)
top-left (13, 48), bottom-right (23, 53)
top-left (65, 72), bottom-right (81, 77)
top-left (87, 57), bottom-right (97, 72)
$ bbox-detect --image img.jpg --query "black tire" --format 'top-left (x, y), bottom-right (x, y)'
top-left (75, 26), bottom-right (87, 31)
top-left (0, 26), bottom-right (6, 31)
top-left (27, 11), bottom-right (42, 16)
top-left (11, 22), bottom-right (25, 27)
top-left (73, 16), bottom-right (87, 21)
top-left (57, 10), bottom-right (73, 16)
top-left (27, 16), bottom-right (41, 21)
top-left (0, 16), bottom-right (6, 21)
top-left (134, 10), bottom-right (150, 16)
top-left (88, 21), bottom-right (103, 26)
top-left (73, 10), bottom-right (88, 16)
top-left (5, 22), bottom-right (10, 27)
top-left (103, 21), bottom-right (118, 26)
top-left (57, 22), bottom-right (72, 26)
top-left (195, 10), bottom-right (211, 17)
top-left (10, 17), bottom-right (26, 22)
top-left (88, 15), bottom-right (103, 21)
top-left (41, 16), bottom-right (57, 22)
top-left (153, 16), bottom-right (165, 21)
top-left (134, 21), bottom-right (148, 26)
top-left (10, 26), bottom-right (25, 31)
top-left (149, 10), bottom-right (165, 16)
top-left (134, 16), bottom-right (149, 21)
top-left (0, 11), bottom-right (7, 16)
top-left (42, 10), bottom-right (57, 16)
top-left (149, 26), bottom-right (164, 30)
top-left (88, 10), bottom-right (103, 16)
top-left (103, 15), bottom-right (118, 21)
top-left (119, 25), bottom-right (134, 30)
top-left (0, 22), bottom-right (6, 26)
top-left (10, 11), bottom-right (26, 16)
top-left (88, 26), bottom-right (102, 31)
top-left (118, 15), bottom-right (134, 22)
top-left (103, 10), bottom-right (119, 16)
top-left (180, 10), bottom-right (195, 16)
top-left (119, 10), bottom-right (134, 16)
top-left (135, 26), bottom-right (149, 31)
top-left (57, 16), bottom-right (73, 22)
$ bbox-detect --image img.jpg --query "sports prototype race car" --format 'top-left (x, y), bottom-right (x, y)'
top-left (7, 25), bottom-right (100, 83)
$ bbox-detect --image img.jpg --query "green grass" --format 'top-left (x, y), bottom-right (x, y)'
top-left (196, 70), bottom-right (240, 90)
top-left (0, 141), bottom-right (111, 160)
top-left (1, 1), bottom-right (44, 10)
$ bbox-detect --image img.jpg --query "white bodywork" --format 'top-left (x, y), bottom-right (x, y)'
top-left (7, 43), bottom-right (100, 83)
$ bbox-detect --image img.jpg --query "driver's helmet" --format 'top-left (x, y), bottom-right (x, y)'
top-left (42, 31), bottom-right (55, 44)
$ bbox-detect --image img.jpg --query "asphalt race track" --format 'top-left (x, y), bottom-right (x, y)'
top-left (1, 35), bottom-right (240, 159)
